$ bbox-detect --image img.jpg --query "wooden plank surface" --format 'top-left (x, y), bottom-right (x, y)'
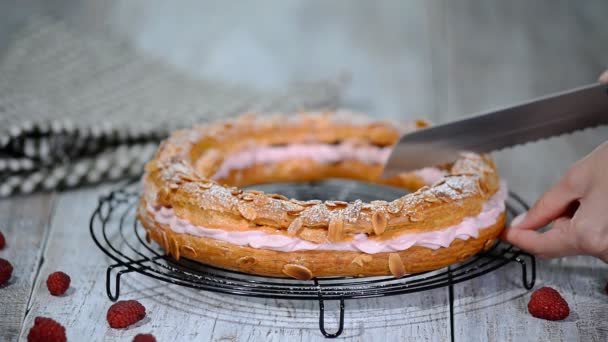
top-left (0, 193), bottom-right (55, 341)
top-left (453, 256), bottom-right (608, 342)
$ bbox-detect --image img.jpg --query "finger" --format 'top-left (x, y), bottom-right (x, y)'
top-left (599, 70), bottom-right (608, 84)
top-left (511, 176), bottom-right (581, 231)
top-left (502, 220), bottom-right (577, 258)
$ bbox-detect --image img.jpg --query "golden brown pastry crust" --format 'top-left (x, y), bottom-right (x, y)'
top-left (138, 112), bottom-right (504, 279)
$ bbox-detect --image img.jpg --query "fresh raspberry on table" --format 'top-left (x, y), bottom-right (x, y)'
top-left (527, 287), bottom-right (570, 321)
top-left (0, 230), bottom-right (5, 249)
top-left (46, 272), bottom-right (71, 296)
top-left (0, 258), bottom-right (13, 286)
top-left (107, 300), bottom-right (146, 329)
top-left (133, 333), bottom-right (157, 342)
top-left (27, 317), bottom-right (67, 342)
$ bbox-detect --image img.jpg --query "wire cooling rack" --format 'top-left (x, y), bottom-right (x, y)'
top-left (90, 179), bottom-right (535, 339)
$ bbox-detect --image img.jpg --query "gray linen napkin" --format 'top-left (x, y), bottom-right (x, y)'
top-left (0, 17), bottom-right (343, 196)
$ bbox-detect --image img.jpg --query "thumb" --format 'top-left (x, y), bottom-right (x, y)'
top-left (502, 218), bottom-right (577, 258)
top-left (510, 173), bottom-right (581, 231)
top-left (599, 70), bottom-right (608, 84)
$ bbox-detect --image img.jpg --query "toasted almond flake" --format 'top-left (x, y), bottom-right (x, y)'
top-left (325, 201), bottom-right (337, 208)
top-left (457, 252), bottom-right (472, 262)
top-left (237, 256), bottom-right (257, 266)
top-left (238, 205), bottom-right (257, 221)
top-left (351, 254), bottom-right (373, 267)
top-left (388, 253), bottom-right (406, 278)
top-left (483, 239), bottom-right (495, 251)
top-left (371, 200), bottom-right (389, 207)
top-left (387, 201), bottom-right (403, 214)
top-left (303, 200), bottom-right (322, 206)
top-left (231, 188), bottom-right (243, 196)
top-left (269, 193), bottom-right (288, 200)
top-left (183, 245), bottom-right (197, 257)
top-left (333, 201), bottom-right (348, 207)
top-left (424, 193), bottom-right (440, 203)
top-left (161, 231), bottom-right (169, 253)
top-left (254, 195), bottom-right (269, 205)
top-left (328, 214), bottom-right (344, 242)
top-left (171, 237), bottom-right (180, 260)
top-left (372, 211), bottom-right (387, 235)
top-left (282, 264), bottom-right (313, 280)
top-left (287, 208), bottom-right (304, 216)
top-left (287, 218), bottom-right (303, 236)
top-left (200, 182), bottom-right (213, 189)
top-left (241, 194), bottom-right (255, 202)
top-left (246, 190), bottom-right (264, 195)
top-left (407, 211), bottom-right (424, 222)
top-left (145, 231), bottom-right (151, 244)
top-left (169, 183), bottom-right (179, 189)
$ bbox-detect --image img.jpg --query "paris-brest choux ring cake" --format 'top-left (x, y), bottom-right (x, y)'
top-left (138, 112), bottom-right (506, 280)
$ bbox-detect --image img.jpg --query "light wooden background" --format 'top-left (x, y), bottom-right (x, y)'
top-left (0, 1), bottom-right (607, 341)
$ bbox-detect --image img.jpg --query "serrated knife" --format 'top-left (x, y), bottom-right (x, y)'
top-left (381, 83), bottom-right (608, 178)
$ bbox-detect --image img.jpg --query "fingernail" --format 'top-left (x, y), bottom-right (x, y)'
top-left (510, 212), bottom-right (527, 227)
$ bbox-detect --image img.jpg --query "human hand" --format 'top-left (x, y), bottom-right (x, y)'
top-left (502, 71), bottom-right (608, 262)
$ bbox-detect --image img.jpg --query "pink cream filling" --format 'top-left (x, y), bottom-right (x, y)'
top-left (148, 181), bottom-right (507, 254)
top-left (210, 143), bottom-right (447, 185)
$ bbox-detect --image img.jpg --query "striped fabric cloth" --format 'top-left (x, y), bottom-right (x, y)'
top-left (0, 17), bottom-right (343, 197)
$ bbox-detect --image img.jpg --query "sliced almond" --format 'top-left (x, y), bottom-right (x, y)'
top-left (237, 256), bottom-right (257, 266)
top-left (231, 188), bottom-right (243, 196)
top-left (457, 251), bottom-right (472, 262)
top-left (372, 211), bottom-right (387, 235)
top-left (303, 200), bottom-right (322, 206)
top-left (183, 245), bottom-right (197, 257)
top-left (351, 254), bottom-right (373, 267)
top-left (238, 205), bottom-right (257, 221)
top-left (160, 231), bottom-right (169, 252)
top-left (325, 201), bottom-right (337, 208)
top-left (171, 237), bottom-right (180, 260)
top-left (327, 214), bottom-right (344, 242)
top-left (168, 183), bottom-right (180, 190)
top-left (282, 264), bottom-right (313, 280)
top-left (269, 193), bottom-right (288, 201)
top-left (388, 253), bottom-right (406, 278)
top-left (407, 211), bottom-right (424, 222)
top-left (287, 218), bottom-right (303, 236)
top-left (241, 194), bottom-right (255, 202)
top-left (483, 239), bottom-right (495, 251)
top-left (333, 201), bottom-right (349, 207)
top-left (145, 231), bottom-right (151, 244)
top-left (287, 208), bottom-right (304, 216)
top-left (423, 192), bottom-right (441, 203)
top-left (200, 182), bottom-right (213, 189)
top-left (387, 201), bottom-right (403, 214)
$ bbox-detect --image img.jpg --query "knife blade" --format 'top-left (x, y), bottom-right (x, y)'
top-left (382, 83), bottom-right (608, 178)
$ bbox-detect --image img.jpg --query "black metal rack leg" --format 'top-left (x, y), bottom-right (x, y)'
top-left (448, 266), bottom-right (455, 342)
top-left (513, 252), bottom-right (536, 290)
top-left (106, 264), bottom-right (134, 301)
top-left (318, 297), bottom-right (345, 338)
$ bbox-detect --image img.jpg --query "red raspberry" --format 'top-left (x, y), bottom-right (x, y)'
top-left (27, 317), bottom-right (67, 342)
top-left (107, 300), bottom-right (146, 329)
top-left (528, 287), bottom-right (570, 321)
top-left (0, 258), bottom-right (13, 286)
top-left (46, 272), bottom-right (71, 296)
top-left (133, 333), bottom-right (157, 342)
top-left (0, 230), bottom-right (5, 249)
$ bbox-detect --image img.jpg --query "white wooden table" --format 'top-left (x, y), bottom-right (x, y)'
top-left (1, 184), bottom-right (607, 342)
